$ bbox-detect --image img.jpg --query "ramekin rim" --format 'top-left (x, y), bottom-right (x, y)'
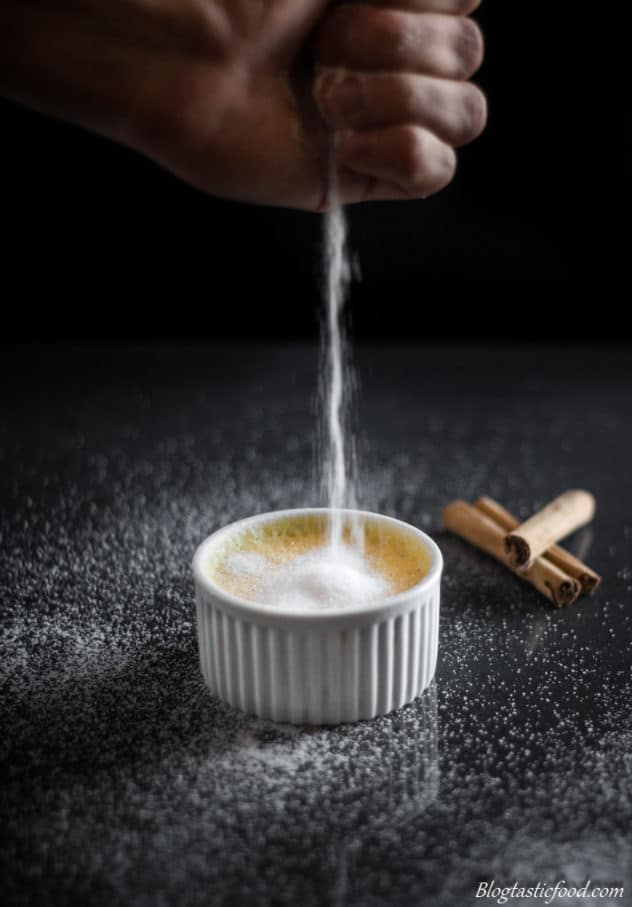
top-left (192, 507), bottom-right (443, 622)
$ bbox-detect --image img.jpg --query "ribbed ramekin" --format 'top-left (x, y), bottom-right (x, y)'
top-left (192, 508), bottom-right (442, 725)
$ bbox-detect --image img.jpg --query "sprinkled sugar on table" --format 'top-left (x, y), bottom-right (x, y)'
top-left (2, 344), bottom-right (631, 907)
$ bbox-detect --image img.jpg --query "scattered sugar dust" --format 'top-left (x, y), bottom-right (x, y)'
top-left (2, 345), bottom-right (632, 905)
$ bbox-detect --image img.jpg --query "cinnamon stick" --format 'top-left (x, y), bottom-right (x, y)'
top-left (504, 490), bottom-right (596, 570)
top-left (475, 496), bottom-right (601, 595)
top-left (443, 500), bottom-right (580, 607)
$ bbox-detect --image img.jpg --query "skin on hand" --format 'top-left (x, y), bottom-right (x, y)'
top-left (0, 0), bottom-right (487, 210)
top-left (315, 0), bottom-right (487, 205)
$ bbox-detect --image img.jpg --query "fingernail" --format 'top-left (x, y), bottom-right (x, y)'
top-left (322, 73), bottom-right (364, 119)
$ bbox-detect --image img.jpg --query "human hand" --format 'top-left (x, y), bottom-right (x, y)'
top-left (315, 0), bottom-right (487, 205)
top-left (0, 0), bottom-right (486, 209)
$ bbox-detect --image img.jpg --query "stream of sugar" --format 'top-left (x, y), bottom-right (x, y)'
top-left (220, 181), bottom-right (373, 610)
top-left (321, 196), bottom-right (360, 550)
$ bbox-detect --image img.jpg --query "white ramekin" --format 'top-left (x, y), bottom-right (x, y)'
top-left (192, 508), bottom-right (442, 725)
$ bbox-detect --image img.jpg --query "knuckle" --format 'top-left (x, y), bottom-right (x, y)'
top-left (397, 128), bottom-right (456, 197)
top-left (460, 84), bottom-right (488, 142)
top-left (395, 76), bottom-right (420, 116)
top-left (416, 165), bottom-right (455, 198)
top-left (420, 79), bottom-right (444, 117)
top-left (433, 146), bottom-right (457, 193)
top-left (373, 10), bottom-right (407, 51)
top-left (398, 126), bottom-right (426, 185)
top-left (417, 143), bottom-right (457, 197)
top-left (455, 17), bottom-right (485, 77)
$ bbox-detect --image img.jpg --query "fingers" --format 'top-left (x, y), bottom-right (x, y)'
top-left (314, 1), bottom-right (485, 204)
top-left (335, 125), bottom-right (457, 199)
top-left (316, 71), bottom-right (486, 147)
top-left (315, 7), bottom-right (484, 80)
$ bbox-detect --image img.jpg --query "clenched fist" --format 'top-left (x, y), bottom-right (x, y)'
top-left (0, 0), bottom-right (486, 209)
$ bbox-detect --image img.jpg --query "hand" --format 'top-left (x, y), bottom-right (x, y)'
top-left (315, 0), bottom-right (487, 204)
top-left (0, 0), bottom-right (486, 210)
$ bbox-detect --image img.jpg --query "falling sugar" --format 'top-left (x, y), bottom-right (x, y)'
top-left (321, 198), bottom-right (361, 550)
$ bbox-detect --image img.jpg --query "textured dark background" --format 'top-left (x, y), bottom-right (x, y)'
top-left (2, 4), bottom-right (632, 905)
top-left (2, 3), bottom-right (630, 341)
top-left (2, 345), bottom-right (632, 907)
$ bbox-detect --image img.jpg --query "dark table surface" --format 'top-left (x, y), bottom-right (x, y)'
top-left (2, 344), bottom-right (631, 907)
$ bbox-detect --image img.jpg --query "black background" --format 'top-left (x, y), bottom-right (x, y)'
top-left (1, 3), bottom-right (630, 342)
top-left (3, 7), bottom-right (632, 901)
